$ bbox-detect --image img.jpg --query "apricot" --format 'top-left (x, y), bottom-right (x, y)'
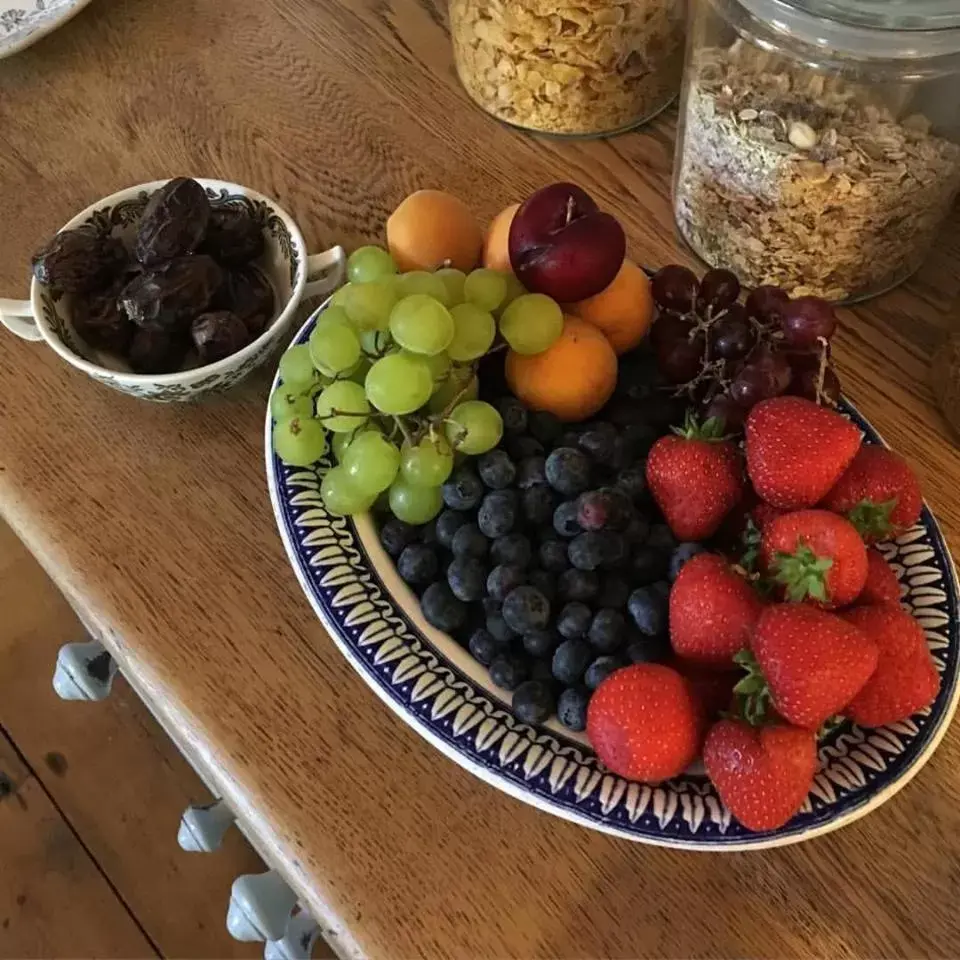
top-left (572, 258), bottom-right (654, 355)
top-left (482, 202), bottom-right (519, 273)
top-left (386, 189), bottom-right (482, 273)
top-left (505, 316), bottom-right (618, 422)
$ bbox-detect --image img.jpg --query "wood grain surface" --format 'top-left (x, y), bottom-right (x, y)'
top-left (1, 0), bottom-right (960, 956)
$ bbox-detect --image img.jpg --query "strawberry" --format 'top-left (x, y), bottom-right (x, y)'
top-left (747, 604), bottom-right (878, 729)
top-left (857, 549), bottom-right (902, 606)
top-left (586, 663), bottom-right (704, 782)
top-left (752, 500), bottom-right (786, 532)
top-left (669, 553), bottom-right (764, 667)
top-left (821, 445), bottom-right (923, 542)
top-left (675, 662), bottom-right (740, 721)
top-left (841, 605), bottom-right (940, 727)
top-left (704, 719), bottom-right (817, 832)
top-left (646, 413), bottom-right (743, 541)
top-left (761, 509), bottom-right (868, 608)
top-left (745, 396), bottom-right (861, 509)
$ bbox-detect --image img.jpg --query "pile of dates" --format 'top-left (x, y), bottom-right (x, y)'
top-left (32, 178), bottom-right (275, 374)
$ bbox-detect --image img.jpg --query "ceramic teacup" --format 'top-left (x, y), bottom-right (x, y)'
top-left (0, 178), bottom-right (344, 402)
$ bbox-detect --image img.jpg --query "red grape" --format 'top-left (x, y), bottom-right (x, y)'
top-left (748, 344), bottom-right (792, 396)
top-left (745, 285), bottom-right (789, 325)
top-left (780, 296), bottom-right (838, 348)
top-left (650, 311), bottom-right (694, 351)
top-left (791, 365), bottom-right (841, 405)
top-left (709, 304), bottom-right (755, 361)
top-left (697, 268), bottom-right (740, 314)
top-left (729, 365), bottom-right (775, 407)
top-left (651, 265), bottom-right (698, 313)
top-left (657, 330), bottom-right (705, 384)
top-left (702, 391), bottom-right (746, 432)
top-left (786, 345), bottom-right (829, 373)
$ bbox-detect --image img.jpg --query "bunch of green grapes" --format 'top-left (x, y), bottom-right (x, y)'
top-left (270, 244), bottom-right (566, 523)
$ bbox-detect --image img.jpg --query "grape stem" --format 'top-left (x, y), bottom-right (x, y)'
top-left (316, 409), bottom-right (371, 422)
top-left (393, 415), bottom-right (414, 446)
top-left (814, 336), bottom-right (829, 406)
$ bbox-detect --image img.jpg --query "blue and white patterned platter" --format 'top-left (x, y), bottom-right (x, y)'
top-left (265, 303), bottom-right (960, 850)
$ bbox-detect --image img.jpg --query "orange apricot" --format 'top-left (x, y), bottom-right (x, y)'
top-left (482, 202), bottom-right (519, 273)
top-left (572, 258), bottom-right (654, 355)
top-left (386, 189), bottom-right (483, 273)
top-left (505, 316), bottom-right (618, 422)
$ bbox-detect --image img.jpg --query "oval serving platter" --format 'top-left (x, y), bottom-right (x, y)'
top-left (265, 302), bottom-right (960, 850)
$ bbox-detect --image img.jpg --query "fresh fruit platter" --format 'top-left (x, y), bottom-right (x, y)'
top-left (266, 183), bottom-right (959, 848)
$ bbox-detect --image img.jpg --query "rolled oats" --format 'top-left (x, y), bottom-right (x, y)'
top-left (450, 0), bottom-right (683, 137)
top-left (674, 44), bottom-right (960, 301)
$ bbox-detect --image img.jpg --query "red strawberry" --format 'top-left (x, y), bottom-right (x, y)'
top-left (761, 509), bottom-right (868, 608)
top-left (586, 664), bottom-right (704, 782)
top-left (748, 604), bottom-right (878, 729)
top-left (670, 553), bottom-right (764, 667)
top-left (675, 662), bottom-right (740, 720)
top-left (746, 397), bottom-right (861, 509)
top-left (752, 500), bottom-right (786, 532)
top-left (857, 549), bottom-right (902, 606)
top-left (841, 605), bottom-right (940, 726)
top-left (646, 413), bottom-right (743, 541)
top-left (704, 719), bottom-right (817, 832)
top-left (821, 445), bottom-right (923, 542)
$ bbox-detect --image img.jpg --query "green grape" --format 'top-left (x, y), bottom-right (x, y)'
top-left (400, 434), bottom-right (454, 487)
top-left (499, 272), bottom-right (526, 313)
top-left (364, 353), bottom-right (433, 414)
top-left (360, 328), bottom-right (391, 356)
top-left (270, 385), bottom-right (315, 421)
top-left (321, 466), bottom-right (375, 516)
top-left (499, 293), bottom-right (564, 355)
top-left (273, 416), bottom-right (328, 467)
top-left (427, 366), bottom-right (478, 413)
top-left (435, 268), bottom-right (466, 305)
top-left (329, 283), bottom-right (353, 310)
top-left (388, 478), bottom-right (443, 525)
top-left (278, 345), bottom-right (320, 388)
top-left (445, 400), bottom-right (503, 455)
top-left (342, 279), bottom-right (397, 331)
top-left (448, 303), bottom-right (496, 362)
top-left (308, 322), bottom-right (361, 377)
top-left (397, 270), bottom-right (450, 305)
top-left (411, 349), bottom-right (451, 389)
top-left (348, 355), bottom-right (372, 385)
top-left (464, 268), bottom-right (508, 312)
top-left (347, 245), bottom-right (397, 284)
top-left (316, 305), bottom-right (352, 328)
top-left (343, 431), bottom-right (401, 494)
top-left (389, 295), bottom-right (454, 356)
top-left (332, 422), bottom-right (382, 462)
top-left (315, 380), bottom-right (371, 432)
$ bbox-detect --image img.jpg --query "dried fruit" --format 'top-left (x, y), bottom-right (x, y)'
top-left (72, 285), bottom-right (134, 355)
top-left (128, 326), bottom-right (187, 374)
top-left (119, 255), bottom-right (222, 330)
top-left (191, 310), bottom-right (251, 364)
top-left (201, 208), bottom-right (264, 266)
top-left (134, 177), bottom-right (211, 265)
top-left (213, 266), bottom-right (275, 336)
top-left (32, 229), bottom-right (123, 293)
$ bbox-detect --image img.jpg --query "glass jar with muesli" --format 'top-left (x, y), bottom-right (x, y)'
top-left (673, 0), bottom-right (960, 302)
top-left (449, 0), bottom-right (685, 137)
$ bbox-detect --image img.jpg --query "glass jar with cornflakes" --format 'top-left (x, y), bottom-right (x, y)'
top-left (450, 0), bottom-right (685, 137)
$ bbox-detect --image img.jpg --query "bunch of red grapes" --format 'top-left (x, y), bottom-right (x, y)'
top-left (648, 264), bottom-right (840, 432)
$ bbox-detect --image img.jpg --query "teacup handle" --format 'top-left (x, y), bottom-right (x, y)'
top-left (0, 298), bottom-right (43, 342)
top-left (302, 245), bottom-right (346, 300)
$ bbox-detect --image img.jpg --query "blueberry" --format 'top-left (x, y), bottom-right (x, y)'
top-left (528, 410), bottom-right (563, 446)
top-left (486, 611), bottom-right (518, 644)
top-left (545, 447), bottom-right (592, 496)
top-left (647, 523), bottom-right (677, 551)
top-left (522, 628), bottom-right (559, 658)
top-left (482, 595), bottom-right (502, 617)
top-left (624, 515), bottom-right (651, 546)
top-left (379, 518), bottom-right (417, 557)
top-left (578, 423), bottom-right (618, 465)
top-left (600, 532), bottom-right (629, 570)
top-left (616, 463), bottom-right (648, 502)
top-left (557, 685), bottom-right (590, 731)
top-left (585, 655), bottom-right (623, 690)
top-left (539, 539), bottom-right (569, 573)
top-left (557, 430), bottom-right (583, 450)
top-left (669, 542), bottom-right (706, 581)
top-left (451, 522), bottom-right (488, 559)
top-left (552, 639), bottom-right (592, 686)
top-left (568, 531), bottom-right (608, 571)
top-left (435, 509), bottom-right (469, 549)
top-left (504, 435), bottom-right (545, 460)
top-left (588, 608), bottom-right (626, 653)
top-left (447, 557), bottom-right (487, 602)
top-left (522, 485), bottom-right (556, 526)
top-left (597, 487), bottom-right (634, 529)
top-left (557, 568), bottom-right (599, 603)
top-left (397, 544), bottom-right (439, 586)
top-left (527, 568), bottom-right (557, 605)
top-left (489, 654), bottom-right (529, 691)
top-left (628, 586), bottom-right (668, 637)
top-left (496, 396), bottom-right (528, 434)
top-left (517, 456), bottom-right (547, 489)
top-left (557, 601), bottom-right (591, 640)
top-left (486, 563), bottom-right (526, 602)
top-left (442, 466), bottom-right (484, 511)
top-left (529, 658), bottom-right (558, 690)
top-left (478, 490), bottom-right (518, 539)
top-left (597, 575), bottom-right (630, 610)
top-left (650, 580), bottom-right (672, 603)
top-left (511, 680), bottom-right (555, 724)
top-left (625, 631), bottom-right (672, 664)
top-left (468, 628), bottom-right (502, 665)
top-left (631, 545), bottom-right (668, 583)
top-left (421, 582), bottom-right (468, 633)
top-left (420, 518), bottom-right (439, 545)
top-left (491, 533), bottom-right (532, 568)
top-left (477, 449), bottom-right (517, 490)
top-left (553, 500), bottom-right (581, 538)
top-left (502, 585), bottom-right (550, 633)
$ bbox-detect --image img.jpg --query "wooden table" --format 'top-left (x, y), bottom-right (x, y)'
top-left (2, 1), bottom-right (960, 956)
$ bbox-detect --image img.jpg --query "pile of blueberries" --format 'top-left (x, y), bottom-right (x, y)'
top-left (377, 387), bottom-right (703, 732)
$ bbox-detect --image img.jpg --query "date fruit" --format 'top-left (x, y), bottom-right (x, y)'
top-left (72, 284), bottom-right (134, 355)
top-left (128, 327), bottom-right (188, 374)
top-left (32, 229), bottom-right (124, 293)
top-left (134, 177), bottom-right (211, 265)
top-left (120, 255), bottom-right (222, 329)
top-left (201, 208), bottom-right (264, 266)
top-left (191, 310), bottom-right (251, 363)
top-left (214, 266), bottom-right (275, 336)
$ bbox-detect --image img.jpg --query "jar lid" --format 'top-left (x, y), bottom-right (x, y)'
top-left (784, 1), bottom-right (960, 31)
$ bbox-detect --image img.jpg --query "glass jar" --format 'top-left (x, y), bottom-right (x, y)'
top-left (449, 0), bottom-right (685, 137)
top-left (673, 0), bottom-right (960, 302)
